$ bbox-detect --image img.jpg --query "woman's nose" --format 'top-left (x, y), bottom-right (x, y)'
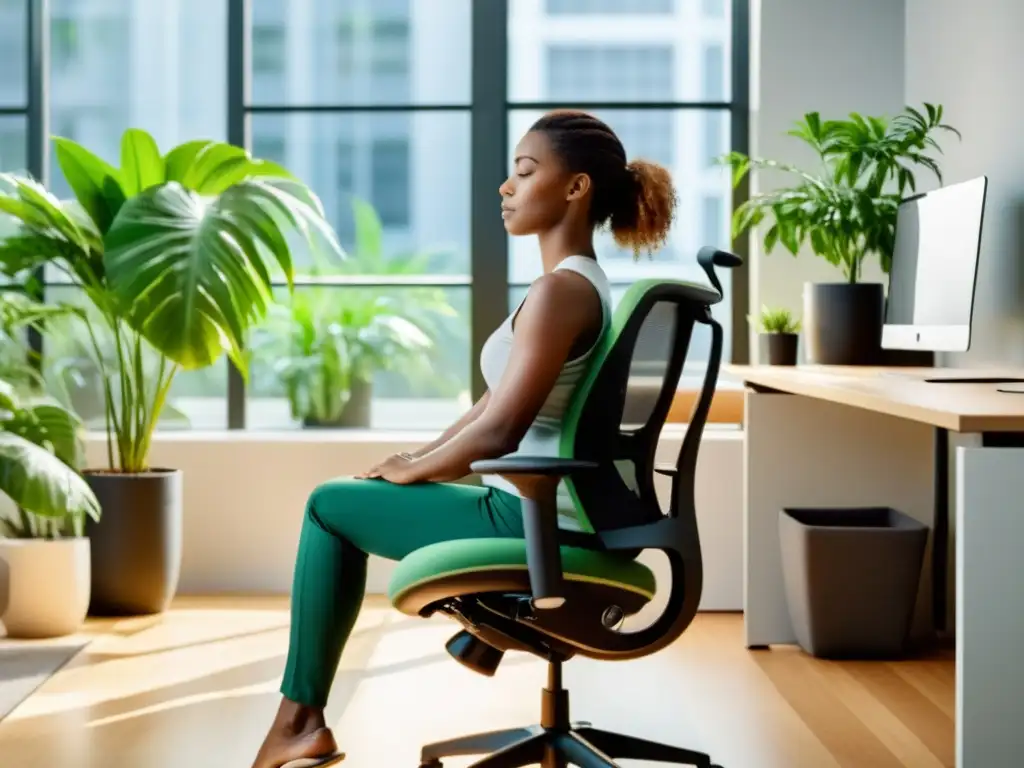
top-left (498, 177), bottom-right (513, 197)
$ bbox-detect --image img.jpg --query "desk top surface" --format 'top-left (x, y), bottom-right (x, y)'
top-left (725, 365), bottom-right (1024, 433)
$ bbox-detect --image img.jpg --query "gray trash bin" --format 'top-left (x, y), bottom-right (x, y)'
top-left (778, 506), bottom-right (928, 659)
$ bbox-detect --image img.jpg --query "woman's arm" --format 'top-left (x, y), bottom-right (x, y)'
top-left (356, 391), bottom-right (492, 479)
top-left (382, 272), bottom-right (601, 485)
top-left (409, 390), bottom-right (491, 458)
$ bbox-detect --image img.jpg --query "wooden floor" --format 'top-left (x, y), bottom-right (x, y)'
top-left (0, 596), bottom-right (954, 768)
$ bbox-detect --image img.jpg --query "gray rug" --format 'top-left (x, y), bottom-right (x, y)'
top-left (0, 641), bottom-right (86, 721)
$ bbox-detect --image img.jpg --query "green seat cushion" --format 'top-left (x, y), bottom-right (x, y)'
top-left (388, 537), bottom-right (656, 607)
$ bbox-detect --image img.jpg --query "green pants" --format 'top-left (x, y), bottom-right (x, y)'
top-left (281, 477), bottom-right (525, 708)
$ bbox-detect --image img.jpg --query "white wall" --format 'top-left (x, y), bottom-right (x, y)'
top-left (748, 0), bottom-right (906, 359)
top-left (905, 0), bottom-right (1024, 367)
top-left (81, 429), bottom-right (744, 611)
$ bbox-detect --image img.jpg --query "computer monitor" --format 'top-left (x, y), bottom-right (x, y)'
top-left (882, 175), bottom-right (988, 353)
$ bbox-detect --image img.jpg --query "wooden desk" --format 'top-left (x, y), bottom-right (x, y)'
top-left (727, 364), bottom-right (1024, 432)
top-left (728, 365), bottom-right (1024, 768)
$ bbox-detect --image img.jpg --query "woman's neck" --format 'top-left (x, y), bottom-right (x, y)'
top-left (537, 226), bottom-right (596, 274)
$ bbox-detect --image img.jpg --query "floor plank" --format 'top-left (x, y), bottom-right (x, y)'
top-left (0, 596), bottom-right (954, 768)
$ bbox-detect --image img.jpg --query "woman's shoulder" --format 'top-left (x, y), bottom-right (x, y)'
top-left (518, 267), bottom-right (604, 333)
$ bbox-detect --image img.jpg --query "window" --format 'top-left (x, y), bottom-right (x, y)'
top-left (251, 135), bottom-right (285, 164)
top-left (336, 18), bottom-right (355, 77)
top-left (546, 0), bottom-right (675, 14)
top-left (245, 0), bottom-right (473, 430)
top-left (702, 110), bottom-right (727, 168)
top-left (371, 18), bottom-right (410, 77)
top-left (0, 0), bottom-right (26, 108)
top-left (701, 194), bottom-right (726, 247)
top-left (251, 0), bottom-right (467, 108)
top-left (371, 138), bottom-right (410, 227)
top-left (0, 117), bottom-right (26, 173)
top-left (336, 140), bottom-right (355, 195)
top-left (9, 0), bottom-right (747, 432)
top-left (50, 18), bottom-right (78, 72)
top-left (252, 25), bottom-right (284, 74)
top-left (702, 44), bottom-right (726, 101)
top-left (702, 0), bottom-right (726, 18)
top-left (546, 46), bottom-right (675, 102)
top-left (510, 1), bottom-right (736, 373)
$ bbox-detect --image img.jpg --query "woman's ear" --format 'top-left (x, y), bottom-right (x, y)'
top-left (565, 172), bottom-right (591, 202)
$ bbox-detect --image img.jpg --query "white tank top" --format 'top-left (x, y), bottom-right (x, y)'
top-left (478, 255), bottom-right (613, 526)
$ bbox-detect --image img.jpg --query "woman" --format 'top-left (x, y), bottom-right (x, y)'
top-left (252, 109), bottom-right (677, 768)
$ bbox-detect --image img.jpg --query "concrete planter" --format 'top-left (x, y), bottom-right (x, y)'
top-left (779, 506), bottom-right (927, 658)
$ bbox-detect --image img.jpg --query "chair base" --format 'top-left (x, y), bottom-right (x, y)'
top-left (418, 660), bottom-right (720, 768)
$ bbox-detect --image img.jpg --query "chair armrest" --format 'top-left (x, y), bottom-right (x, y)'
top-left (470, 457), bottom-right (599, 476)
top-left (470, 457), bottom-right (598, 610)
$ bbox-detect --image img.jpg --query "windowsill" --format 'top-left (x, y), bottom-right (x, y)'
top-left (82, 423), bottom-right (743, 443)
top-left (76, 372), bottom-right (747, 441)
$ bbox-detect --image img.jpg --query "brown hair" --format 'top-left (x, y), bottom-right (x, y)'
top-left (530, 109), bottom-right (677, 258)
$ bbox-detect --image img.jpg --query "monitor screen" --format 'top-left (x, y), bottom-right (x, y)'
top-left (882, 175), bottom-right (987, 352)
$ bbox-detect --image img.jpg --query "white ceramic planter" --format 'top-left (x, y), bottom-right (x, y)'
top-left (0, 537), bottom-right (91, 639)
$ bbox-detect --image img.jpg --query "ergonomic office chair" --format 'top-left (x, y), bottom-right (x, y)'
top-left (387, 247), bottom-right (741, 768)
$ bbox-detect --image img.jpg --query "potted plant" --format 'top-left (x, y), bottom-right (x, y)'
top-left (725, 103), bottom-right (960, 365)
top-left (249, 198), bottom-right (459, 428)
top-left (0, 377), bottom-right (100, 638)
top-left (0, 128), bottom-right (341, 615)
top-left (0, 291), bottom-right (100, 638)
top-left (753, 305), bottom-right (800, 366)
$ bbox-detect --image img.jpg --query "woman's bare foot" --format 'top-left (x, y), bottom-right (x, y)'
top-left (252, 697), bottom-right (341, 768)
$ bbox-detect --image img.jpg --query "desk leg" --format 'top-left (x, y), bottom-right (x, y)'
top-left (743, 390), bottom-right (935, 648)
top-left (933, 427), bottom-right (949, 634)
top-left (956, 445), bottom-right (1024, 767)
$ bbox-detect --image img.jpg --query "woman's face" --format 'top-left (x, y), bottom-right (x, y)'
top-left (498, 130), bottom-right (585, 236)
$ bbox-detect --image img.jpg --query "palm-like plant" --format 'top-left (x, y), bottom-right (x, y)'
top-left (724, 103), bottom-right (960, 283)
top-left (0, 128), bottom-right (342, 471)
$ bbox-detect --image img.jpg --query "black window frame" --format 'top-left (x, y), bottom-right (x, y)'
top-left (15, 0), bottom-right (750, 430)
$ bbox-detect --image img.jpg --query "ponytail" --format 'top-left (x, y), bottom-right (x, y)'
top-left (531, 110), bottom-right (677, 259)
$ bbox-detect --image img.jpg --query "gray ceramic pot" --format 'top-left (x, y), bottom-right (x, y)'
top-left (802, 282), bottom-right (884, 365)
top-left (83, 468), bottom-right (183, 616)
top-left (760, 332), bottom-right (799, 365)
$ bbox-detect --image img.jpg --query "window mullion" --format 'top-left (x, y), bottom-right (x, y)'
top-left (27, 0), bottom-right (49, 369)
top-left (226, 0), bottom-right (249, 428)
top-left (469, 0), bottom-right (509, 402)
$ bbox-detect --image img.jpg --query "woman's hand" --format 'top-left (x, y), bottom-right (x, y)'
top-left (356, 452), bottom-right (417, 484)
top-left (355, 452), bottom-right (412, 480)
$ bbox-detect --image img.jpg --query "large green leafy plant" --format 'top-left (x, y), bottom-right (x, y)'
top-left (0, 129), bottom-right (341, 471)
top-left (725, 103), bottom-right (960, 283)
